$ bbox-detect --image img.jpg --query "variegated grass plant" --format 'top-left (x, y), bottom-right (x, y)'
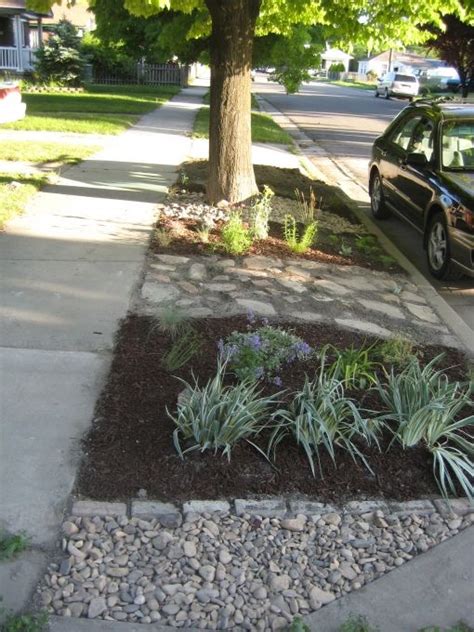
top-left (169, 359), bottom-right (281, 460)
top-left (269, 370), bottom-right (383, 478)
top-left (375, 355), bottom-right (473, 499)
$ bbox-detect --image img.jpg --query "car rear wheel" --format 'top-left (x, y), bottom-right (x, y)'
top-left (426, 212), bottom-right (463, 280)
top-left (375, 89), bottom-right (379, 97)
top-left (384, 88), bottom-right (390, 99)
top-left (370, 172), bottom-right (391, 219)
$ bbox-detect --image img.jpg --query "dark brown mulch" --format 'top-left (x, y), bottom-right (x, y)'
top-left (75, 315), bottom-right (469, 503)
top-left (152, 161), bottom-right (402, 274)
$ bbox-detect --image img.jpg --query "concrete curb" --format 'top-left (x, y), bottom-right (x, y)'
top-left (255, 94), bottom-right (474, 358)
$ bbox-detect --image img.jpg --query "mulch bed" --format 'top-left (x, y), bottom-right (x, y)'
top-left (75, 315), bottom-right (469, 504)
top-left (149, 161), bottom-right (402, 274)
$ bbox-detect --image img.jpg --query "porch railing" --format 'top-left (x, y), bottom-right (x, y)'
top-left (0, 47), bottom-right (38, 71)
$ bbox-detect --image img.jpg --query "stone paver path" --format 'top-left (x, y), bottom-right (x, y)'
top-left (139, 253), bottom-right (458, 348)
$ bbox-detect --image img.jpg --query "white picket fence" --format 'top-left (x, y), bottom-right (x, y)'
top-left (92, 63), bottom-right (189, 87)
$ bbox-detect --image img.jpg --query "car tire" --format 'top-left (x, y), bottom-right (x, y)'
top-left (384, 88), bottom-right (390, 99)
top-left (375, 89), bottom-right (379, 97)
top-left (426, 212), bottom-right (463, 281)
top-left (370, 172), bottom-right (391, 219)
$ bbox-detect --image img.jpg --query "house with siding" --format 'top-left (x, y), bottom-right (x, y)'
top-left (0, 0), bottom-right (51, 73)
top-left (358, 51), bottom-right (444, 78)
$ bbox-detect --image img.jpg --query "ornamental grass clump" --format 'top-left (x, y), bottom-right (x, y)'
top-left (375, 355), bottom-right (474, 499)
top-left (218, 322), bottom-right (312, 384)
top-left (269, 370), bottom-right (383, 477)
top-left (168, 360), bottom-right (280, 460)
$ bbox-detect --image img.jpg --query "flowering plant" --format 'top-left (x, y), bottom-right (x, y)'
top-left (218, 318), bottom-right (312, 384)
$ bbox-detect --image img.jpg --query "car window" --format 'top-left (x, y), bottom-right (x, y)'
top-left (394, 74), bottom-right (417, 82)
top-left (390, 115), bottom-right (422, 151)
top-left (408, 117), bottom-right (435, 162)
top-left (442, 120), bottom-right (474, 170)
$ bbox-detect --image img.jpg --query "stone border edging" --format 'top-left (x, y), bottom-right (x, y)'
top-left (71, 497), bottom-right (473, 526)
top-left (255, 93), bottom-right (474, 358)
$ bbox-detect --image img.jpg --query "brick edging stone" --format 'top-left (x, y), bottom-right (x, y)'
top-left (71, 497), bottom-right (473, 526)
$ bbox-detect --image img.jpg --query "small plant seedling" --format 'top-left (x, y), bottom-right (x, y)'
top-left (377, 336), bottom-right (418, 367)
top-left (153, 306), bottom-right (190, 340)
top-left (0, 531), bottom-right (29, 561)
top-left (339, 614), bottom-right (380, 632)
top-left (1, 610), bottom-right (48, 632)
top-left (221, 212), bottom-right (253, 255)
top-left (154, 227), bottom-right (172, 247)
top-left (379, 254), bottom-right (396, 266)
top-left (161, 327), bottom-right (203, 371)
top-left (355, 234), bottom-right (380, 255)
top-left (287, 616), bottom-right (311, 632)
top-left (339, 241), bottom-right (353, 257)
top-left (251, 185), bottom-right (274, 240)
top-left (283, 214), bottom-right (318, 254)
top-left (295, 186), bottom-right (318, 225)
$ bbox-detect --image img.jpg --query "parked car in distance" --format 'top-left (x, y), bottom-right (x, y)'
top-left (0, 82), bottom-right (26, 124)
top-left (369, 100), bottom-right (474, 280)
top-left (375, 72), bottom-right (419, 99)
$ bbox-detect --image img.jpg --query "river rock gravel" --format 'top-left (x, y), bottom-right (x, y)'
top-left (39, 508), bottom-right (472, 630)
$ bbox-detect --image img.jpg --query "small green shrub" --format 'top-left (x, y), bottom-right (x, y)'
top-left (0, 532), bottom-right (29, 561)
top-left (251, 185), bottom-right (274, 239)
top-left (329, 62), bottom-right (346, 72)
top-left (270, 372), bottom-right (381, 477)
top-left (219, 322), bottom-right (312, 384)
top-left (221, 212), bottom-right (253, 255)
top-left (339, 242), bottom-right (353, 257)
top-left (377, 336), bottom-right (418, 367)
top-left (283, 214), bottom-right (318, 254)
top-left (169, 360), bottom-right (279, 460)
top-left (35, 20), bottom-right (83, 86)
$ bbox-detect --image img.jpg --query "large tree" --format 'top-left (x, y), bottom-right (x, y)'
top-left (29, 0), bottom-right (468, 204)
top-left (424, 14), bottom-right (474, 98)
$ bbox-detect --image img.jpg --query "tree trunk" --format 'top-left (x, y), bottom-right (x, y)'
top-left (205, 0), bottom-right (261, 205)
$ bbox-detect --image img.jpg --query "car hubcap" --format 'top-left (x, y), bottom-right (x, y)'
top-left (371, 178), bottom-right (381, 211)
top-left (428, 222), bottom-right (447, 271)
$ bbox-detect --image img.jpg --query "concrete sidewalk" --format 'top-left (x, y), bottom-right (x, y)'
top-left (0, 86), bottom-right (206, 619)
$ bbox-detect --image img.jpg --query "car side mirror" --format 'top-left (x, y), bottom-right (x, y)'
top-left (406, 152), bottom-right (428, 168)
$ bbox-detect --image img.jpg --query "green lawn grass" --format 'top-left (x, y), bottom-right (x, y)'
top-left (0, 85), bottom-right (179, 134)
top-left (2, 112), bottom-right (139, 134)
top-left (0, 172), bottom-right (50, 228)
top-left (193, 106), bottom-right (292, 145)
top-left (0, 140), bottom-right (100, 164)
top-left (329, 79), bottom-right (376, 91)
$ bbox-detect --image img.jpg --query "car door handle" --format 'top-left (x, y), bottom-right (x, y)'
top-left (399, 158), bottom-right (407, 170)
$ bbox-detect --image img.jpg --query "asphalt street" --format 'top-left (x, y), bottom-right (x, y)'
top-left (256, 77), bottom-right (474, 336)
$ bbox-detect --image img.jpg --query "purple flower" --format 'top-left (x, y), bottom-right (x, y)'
top-left (292, 341), bottom-right (312, 357)
top-left (248, 333), bottom-right (262, 350)
top-left (273, 376), bottom-right (283, 387)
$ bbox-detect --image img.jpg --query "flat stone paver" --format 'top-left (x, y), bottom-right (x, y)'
top-left (137, 252), bottom-right (453, 347)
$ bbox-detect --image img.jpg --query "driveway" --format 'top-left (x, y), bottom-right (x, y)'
top-left (256, 77), bottom-right (474, 334)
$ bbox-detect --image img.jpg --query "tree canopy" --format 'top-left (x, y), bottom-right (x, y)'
top-left (28, 0), bottom-right (472, 204)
